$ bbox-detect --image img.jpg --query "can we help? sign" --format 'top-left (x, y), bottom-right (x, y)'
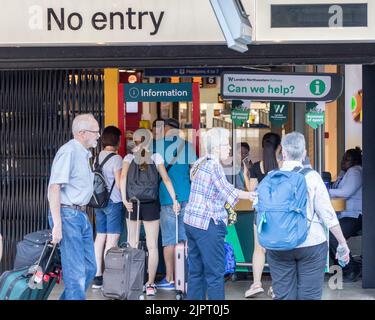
top-left (221, 72), bottom-right (343, 102)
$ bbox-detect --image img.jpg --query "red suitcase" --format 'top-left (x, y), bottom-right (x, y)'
top-left (174, 212), bottom-right (188, 300)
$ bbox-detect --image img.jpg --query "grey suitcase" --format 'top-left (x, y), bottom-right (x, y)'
top-left (102, 197), bottom-right (145, 300)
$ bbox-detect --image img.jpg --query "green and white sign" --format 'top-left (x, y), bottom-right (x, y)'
top-left (124, 83), bottom-right (192, 102)
top-left (305, 102), bottom-right (325, 129)
top-left (269, 102), bottom-right (288, 126)
top-left (231, 100), bottom-right (249, 126)
top-left (221, 72), bottom-right (343, 102)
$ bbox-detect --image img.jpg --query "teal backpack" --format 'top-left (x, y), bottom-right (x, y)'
top-left (255, 167), bottom-right (314, 251)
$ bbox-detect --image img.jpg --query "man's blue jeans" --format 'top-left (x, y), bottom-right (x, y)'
top-left (185, 219), bottom-right (227, 300)
top-left (49, 208), bottom-right (97, 300)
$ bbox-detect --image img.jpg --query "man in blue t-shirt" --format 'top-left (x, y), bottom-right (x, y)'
top-left (154, 118), bottom-right (197, 290)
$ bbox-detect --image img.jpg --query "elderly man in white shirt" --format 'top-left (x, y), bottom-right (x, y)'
top-left (266, 132), bottom-right (350, 300)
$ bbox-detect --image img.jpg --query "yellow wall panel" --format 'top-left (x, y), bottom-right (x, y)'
top-left (104, 68), bottom-right (119, 127)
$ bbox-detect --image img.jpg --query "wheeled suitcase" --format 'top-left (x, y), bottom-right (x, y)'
top-left (0, 242), bottom-right (61, 300)
top-left (102, 197), bottom-right (145, 300)
top-left (174, 212), bottom-right (188, 300)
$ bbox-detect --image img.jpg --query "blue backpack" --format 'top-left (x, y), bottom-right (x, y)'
top-left (224, 242), bottom-right (236, 275)
top-left (254, 167), bottom-right (313, 251)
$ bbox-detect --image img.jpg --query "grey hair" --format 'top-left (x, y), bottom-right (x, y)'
top-left (281, 132), bottom-right (306, 161)
top-left (72, 114), bottom-right (96, 135)
top-left (201, 127), bottom-right (230, 154)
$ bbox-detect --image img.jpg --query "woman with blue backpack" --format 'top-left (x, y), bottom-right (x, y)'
top-left (255, 132), bottom-right (350, 300)
top-left (244, 132), bottom-right (281, 298)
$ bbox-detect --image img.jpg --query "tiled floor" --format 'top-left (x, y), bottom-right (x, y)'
top-left (49, 274), bottom-right (375, 300)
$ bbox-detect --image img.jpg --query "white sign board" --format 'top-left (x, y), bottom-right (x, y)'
top-left (221, 72), bottom-right (343, 102)
top-left (0, 0), bottom-right (225, 46)
top-left (0, 0), bottom-right (374, 46)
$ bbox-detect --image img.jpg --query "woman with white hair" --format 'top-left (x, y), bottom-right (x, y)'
top-left (265, 131), bottom-right (350, 300)
top-left (184, 127), bottom-right (256, 300)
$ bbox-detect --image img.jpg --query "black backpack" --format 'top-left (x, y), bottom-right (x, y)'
top-left (126, 152), bottom-right (159, 203)
top-left (88, 153), bottom-right (116, 208)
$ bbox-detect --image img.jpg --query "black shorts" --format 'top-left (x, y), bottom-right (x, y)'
top-left (126, 200), bottom-right (160, 221)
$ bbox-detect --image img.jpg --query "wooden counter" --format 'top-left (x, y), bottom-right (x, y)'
top-left (234, 198), bottom-right (346, 212)
top-left (235, 199), bottom-right (253, 211)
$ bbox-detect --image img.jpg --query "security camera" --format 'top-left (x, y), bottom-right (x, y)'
top-left (210, 0), bottom-right (253, 53)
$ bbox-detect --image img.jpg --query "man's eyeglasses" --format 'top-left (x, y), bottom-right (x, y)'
top-left (83, 129), bottom-right (100, 135)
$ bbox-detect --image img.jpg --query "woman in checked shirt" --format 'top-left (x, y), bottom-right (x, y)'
top-left (184, 127), bottom-right (256, 300)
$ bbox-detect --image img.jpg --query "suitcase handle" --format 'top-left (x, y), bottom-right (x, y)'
top-left (28, 242), bottom-right (58, 289)
top-left (175, 196), bottom-right (179, 245)
top-left (128, 197), bottom-right (141, 248)
top-left (33, 241), bottom-right (57, 275)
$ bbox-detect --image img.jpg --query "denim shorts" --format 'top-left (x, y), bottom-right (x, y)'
top-left (160, 201), bottom-right (187, 247)
top-left (94, 200), bottom-right (124, 234)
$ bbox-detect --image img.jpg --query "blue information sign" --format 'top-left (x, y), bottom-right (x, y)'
top-left (124, 83), bottom-right (193, 102)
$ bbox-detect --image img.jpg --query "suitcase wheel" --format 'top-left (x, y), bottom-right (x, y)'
top-left (176, 291), bottom-right (184, 300)
top-left (231, 273), bottom-right (238, 282)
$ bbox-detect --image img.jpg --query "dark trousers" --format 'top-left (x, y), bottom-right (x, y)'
top-left (267, 242), bottom-right (328, 300)
top-left (329, 215), bottom-right (362, 272)
top-left (184, 219), bottom-right (227, 300)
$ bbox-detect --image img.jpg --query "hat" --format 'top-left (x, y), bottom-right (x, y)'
top-left (165, 118), bottom-right (180, 129)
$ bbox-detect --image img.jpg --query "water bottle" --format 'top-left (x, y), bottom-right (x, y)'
top-left (336, 244), bottom-right (348, 268)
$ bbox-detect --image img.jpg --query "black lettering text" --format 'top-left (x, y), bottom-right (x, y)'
top-left (47, 8), bottom-right (64, 30)
top-left (110, 12), bottom-right (124, 30)
top-left (138, 11), bottom-right (148, 30)
top-left (126, 7), bottom-right (136, 30)
top-left (67, 12), bottom-right (83, 31)
top-left (149, 11), bottom-right (164, 35)
top-left (92, 12), bottom-right (107, 30)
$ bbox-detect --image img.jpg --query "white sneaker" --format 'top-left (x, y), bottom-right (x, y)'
top-left (146, 284), bottom-right (157, 296)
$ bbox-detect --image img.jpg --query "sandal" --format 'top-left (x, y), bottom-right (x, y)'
top-left (244, 283), bottom-right (264, 298)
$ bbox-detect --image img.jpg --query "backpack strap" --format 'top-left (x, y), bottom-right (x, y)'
top-left (158, 141), bottom-right (186, 186)
top-left (292, 166), bottom-right (318, 225)
top-left (95, 153), bottom-right (117, 170)
top-left (96, 152), bottom-right (117, 194)
top-left (292, 166), bottom-right (313, 176)
top-left (191, 157), bottom-right (211, 180)
top-left (165, 141), bottom-right (186, 173)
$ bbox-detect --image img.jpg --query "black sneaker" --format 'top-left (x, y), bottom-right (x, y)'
top-left (92, 276), bottom-right (103, 289)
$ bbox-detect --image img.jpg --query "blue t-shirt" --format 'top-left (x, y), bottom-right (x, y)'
top-left (154, 136), bottom-right (197, 206)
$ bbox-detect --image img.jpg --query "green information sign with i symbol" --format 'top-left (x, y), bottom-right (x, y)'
top-left (310, 80), bottom-right (327, 96)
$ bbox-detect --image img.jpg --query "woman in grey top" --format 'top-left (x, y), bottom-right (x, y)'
top-left (92, 126), bottom-right (124, 289)
top-left (329, 147), bottom-right (362, 282)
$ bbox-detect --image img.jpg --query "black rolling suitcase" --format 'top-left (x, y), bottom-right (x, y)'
top-left (102, 197), bottom-right (146, 300)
